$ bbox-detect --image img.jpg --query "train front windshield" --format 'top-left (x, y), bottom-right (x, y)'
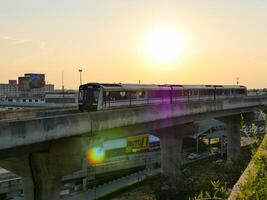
top-left (79, 86), bottom-right (100, 111)
top-left (79, 89), bottom-right (86, 102)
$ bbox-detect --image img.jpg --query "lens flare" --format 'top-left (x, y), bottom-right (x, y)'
top-left (87, 147), bottom-right (105, 165)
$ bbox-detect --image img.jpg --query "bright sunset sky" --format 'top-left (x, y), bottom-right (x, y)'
top-left (0, 0), bottom-right (267, 89)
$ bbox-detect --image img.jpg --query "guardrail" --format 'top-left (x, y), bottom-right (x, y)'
top-left (63, 152), bottom-right (160, 181)
top-left (0, 107), bottom-right (77, 121)
top-left (0, 177), bottom-right (21, 193)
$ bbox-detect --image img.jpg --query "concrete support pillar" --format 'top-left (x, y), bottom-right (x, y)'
top-left (160, 132), bottom-right (183, 183)
top-left (0, 137), bottom-right (86, 200)
top-left (22, 176), bottom-right (61, 200)
top-left (219, 115), bottom-right (241, 161)
top-left (22, 177), bottom-right (34, 200)
top-left (34, 178), bottom-right (61, 200)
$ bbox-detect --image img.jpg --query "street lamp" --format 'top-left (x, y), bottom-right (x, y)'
top-left (78, 69), bottom-right (83, 85)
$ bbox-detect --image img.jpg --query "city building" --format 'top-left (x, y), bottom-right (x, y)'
top-left (0, 73), bottom-right (55, 98)
top-left (0, 80), bottom-right (18, 98)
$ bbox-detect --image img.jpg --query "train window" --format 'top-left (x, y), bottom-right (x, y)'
top-left (138, 91), bottom-right (145, 98)
top-left (189, 90), bottom-right (193, 96)
top-left (216, 90), bottom-right (223, 95)
top-left (130, 91), bottom-right (145, 99)
top-left (103, 91), bottom-right (108, 101)
top-left (210, 90), bottom-right (214, 95)
top-left (199, 90), bottom-right (205, 95)
top-left (183, 90), bottom-right (189, 96)
top-left (148, 90), bottom-right (160, 98)
top-left (93, 90), bottom-right (99, 103)
top-left (120, 91), bottom-right (126, 97)
top-left (148, 90), bottom-right (170, 98)
top-left (130, 91), bottom-right (141, 99)
top-left (204, 90), bottom-right (210, 95)
top-left (237, 89), bottom-right (245, 94)
top-left (224, 89), bottom-right (230, 95)
top-left (79, 90), bottom-right (85, 101)
top-left (173, 90), bottom-right (182, 97)
top-left (161, 90), bottom-right (170, 98)
top-left (107, 91), bottom-right (129, 101)
top-left (109, 91), bottom-right (119, 101)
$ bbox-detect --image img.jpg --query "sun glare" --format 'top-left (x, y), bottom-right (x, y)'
top-left (145, 27), bottom-right (185, 63)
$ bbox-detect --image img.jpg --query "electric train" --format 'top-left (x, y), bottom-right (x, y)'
top-left (78, 83), bottom-right (247, 111)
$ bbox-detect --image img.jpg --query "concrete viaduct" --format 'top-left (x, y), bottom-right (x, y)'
top-left (0, 96), bottom-right (267, 200)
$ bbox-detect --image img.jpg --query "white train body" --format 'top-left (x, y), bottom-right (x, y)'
top-left (78, 83), bottom-right (247, 111)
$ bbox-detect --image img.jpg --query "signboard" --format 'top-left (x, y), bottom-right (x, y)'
top-left (19, 74), bottom-right (45, 91)
top-left (25, 74), bottom-right (45, 88)
top-left (126, 134), bottom-right (149, 153)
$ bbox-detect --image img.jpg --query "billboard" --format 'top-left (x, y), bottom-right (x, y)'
top-left (126, 134), bottom-right (149, 153)
top-left (25, 74), bottom-right (45, 88)
top-left (19, 74), bottom-right (45, 90)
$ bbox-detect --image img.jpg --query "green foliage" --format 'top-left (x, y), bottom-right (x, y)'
top-left (236, 135), bottom-right (267, 200)
top-left (190, 180), bottom-right (229, 200)
top-left (241, 118), bottom-right (263, 155)
top-left (225, 152), bottom-right (251, 185)
top-left (144, 116), bottom-right (264, 200)
top-left (145, 175), bottom-right (194, 200)
top-left (146, 173), bottom-right (232, 200)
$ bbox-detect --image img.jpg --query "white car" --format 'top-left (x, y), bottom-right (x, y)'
top-left (187, 153), bottom-right (201, 160)
top-left (209, 152), bottom-right (218, 156)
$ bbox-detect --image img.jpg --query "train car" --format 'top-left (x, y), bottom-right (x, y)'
top-left (78, 83), bottom-right (247, 111)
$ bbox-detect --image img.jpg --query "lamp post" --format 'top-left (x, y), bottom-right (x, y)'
top-left (78, 69), bottom-right (83, 85)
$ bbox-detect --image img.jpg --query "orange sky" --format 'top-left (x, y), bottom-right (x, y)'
top-left (0, 1), bottom-right (267, 89)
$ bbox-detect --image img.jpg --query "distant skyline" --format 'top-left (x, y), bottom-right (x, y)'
top-left (1, 0), bottom-right (267, 89)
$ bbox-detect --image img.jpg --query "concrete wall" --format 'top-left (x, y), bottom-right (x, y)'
top-left (0, 108), bottom-right (38, 121)
top-left (1, 96), bottom-right (267, 151)
top-left (0, 107), bottom-right (77, 121)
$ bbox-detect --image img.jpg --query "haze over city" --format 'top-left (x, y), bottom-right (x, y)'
top-left (1, 1), bottom-right (267, 200)
top-left (1, 0), bottom-right (267, 89)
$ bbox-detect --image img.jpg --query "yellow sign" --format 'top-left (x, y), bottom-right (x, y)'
top-left (126, 134), bottom-right (149, 153)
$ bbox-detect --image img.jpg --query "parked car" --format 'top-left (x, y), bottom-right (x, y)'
top-left (187, 153), bottom-right (201, 160)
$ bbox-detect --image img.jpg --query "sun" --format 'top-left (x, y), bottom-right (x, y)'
top-left (145, 27), bottom-right (185, 63)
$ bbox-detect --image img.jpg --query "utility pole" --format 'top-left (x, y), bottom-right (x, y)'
top-left (79, 69), bottom-right (83, 85)
top-left (62, 71), bottom-right (65, 106)
top-left (62, 71), bottom-right (64, 97)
